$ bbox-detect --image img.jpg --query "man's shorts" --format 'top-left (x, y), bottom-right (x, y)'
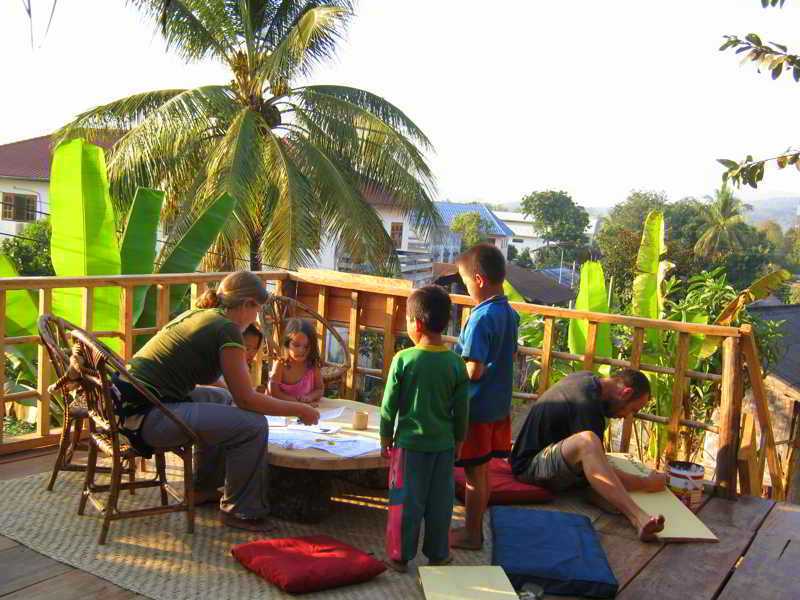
top-left (455, 416), bottom-right (512, 467)
top-left (516, 440), bottom-right (587, 491)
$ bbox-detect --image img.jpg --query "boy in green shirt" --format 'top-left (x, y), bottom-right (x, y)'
top-left (380, 285), bottom-right (470, 572)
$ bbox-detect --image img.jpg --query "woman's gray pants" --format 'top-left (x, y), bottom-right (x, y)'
top-left (139, 387), bottom-right (270, 519)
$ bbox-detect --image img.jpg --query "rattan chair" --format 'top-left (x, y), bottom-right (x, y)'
top-left (60, 326), bottom-right (199, 545)
top-left (39, 315), bottom-right (114, 491)
top-left (260, 295), bottom-right (351, 387)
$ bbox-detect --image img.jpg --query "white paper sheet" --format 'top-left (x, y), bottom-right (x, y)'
top-left (318, 406), bottom-right (346, 421)
top-left (287, 422), bottom-right (341, 435)
top-left (267, 429), bottom-right (381, 457)
top-left (265, 415), bottom-right (288, 427)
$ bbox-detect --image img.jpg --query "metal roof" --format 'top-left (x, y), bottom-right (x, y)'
top-left (747, 304), bottom-right (800, 390)
top-left (434, 202), bottom-right (515, 237)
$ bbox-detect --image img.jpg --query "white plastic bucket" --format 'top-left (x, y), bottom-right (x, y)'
top-left (667, 461), bottom-right (704, 512)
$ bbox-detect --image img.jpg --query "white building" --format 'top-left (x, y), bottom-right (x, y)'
top-left (0, 136), bottom-right (52, 237)
top-left (492, 211), bottom-right (545, 253)
top-left (431, 202), bottom-right (513, 261)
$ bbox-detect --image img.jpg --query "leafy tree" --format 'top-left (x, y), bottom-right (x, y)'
top-left (507, 244), bottom-right (518, 262)
top-left (451, 212), bottom-right (492, 250)
top-left (694, 184), bottom-right (750, 259)
top-left (782, 226), bottom-right (800, 267)
top-left (520, 190), bottom-right (589, 247)
top-left (717, 1), bottom-right (800, 187)
top-left (55, 1), bottom-right (439, 271)
top-left (0, 219), bottom-right (54, 276)
top-left (515, 247), bottom-right (534, 269)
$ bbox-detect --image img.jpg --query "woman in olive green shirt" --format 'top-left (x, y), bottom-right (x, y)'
top-left (116, 271), bottom-right (318, 532)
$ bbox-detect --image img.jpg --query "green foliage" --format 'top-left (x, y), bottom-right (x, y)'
top-left (0, 219), bottom-right (54, 276)
top-left (120, 188), bottom-right (164, 323)
top-left (450, 212), bottom-right (492, 250)
top-left (631, 211), bottom-right (672, 349)
top-left (568, 261), bottom-right (611, 374)
top-left (50, 139), bottom-right (121, 339)
top-left (55, 1), bottom-right (439, 271)
top-left (515, 247), bottom-right (534, 269)
top-left (507, 244), bottom-right (518, 262)
top-left (520, 190), bottom-right (589, 247)
top-left (693, 184), bottom-right (749, 259)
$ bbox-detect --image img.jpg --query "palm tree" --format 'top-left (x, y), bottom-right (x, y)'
top-left (54, 0), bottom-right (439, 271)
top-left (693, 184), bottom-right (750, 259)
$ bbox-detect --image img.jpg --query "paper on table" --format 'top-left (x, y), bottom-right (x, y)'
top-left (267, 428), bottom-right (317, 450)
top-left (265, 415), bottom-right (288, 427)
top-left (307, 437), bottom-right (381, 458)
top-left (318, 406), bottom-right (346, 421)
top-left (287, 423), bottom-right (341, 435)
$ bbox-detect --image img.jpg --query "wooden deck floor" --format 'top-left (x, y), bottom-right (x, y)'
top-left (0, 450), bottom-right (796, 600)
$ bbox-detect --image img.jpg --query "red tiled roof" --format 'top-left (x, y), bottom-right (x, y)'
top-left (0, 136), bottom-right (53, 180)
top-left (0, 134), bottom-right (120, 181)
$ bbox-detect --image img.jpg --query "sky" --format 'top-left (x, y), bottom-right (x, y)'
top-left (1, 0), bottom-right (800, 211)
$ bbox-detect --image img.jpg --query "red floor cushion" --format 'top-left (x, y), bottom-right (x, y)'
top-left (455, 458), bottom-right (554, 504)
top-left (232, 534), bottom-right (386, 594)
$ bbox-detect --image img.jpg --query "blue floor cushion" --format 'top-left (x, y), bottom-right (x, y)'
top-left (490, 506), bottom-right (618, 598)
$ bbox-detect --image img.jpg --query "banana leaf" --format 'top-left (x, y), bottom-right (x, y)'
top-left (631, 211), bottom-right (672, 350)
top-left (698, 268), bottom-right (792, 359)
top-left (119, 188), bottom-right (164, 324)
top-left (0, 254), bottom-right (38, 367)
top-left (136, 192), bottom-right (236, 330)
top-left (568, 260), bottom-right (611, 374)
top-left (49, 139), bottom-right (120, 346)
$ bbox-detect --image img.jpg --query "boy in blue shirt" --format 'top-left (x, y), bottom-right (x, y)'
top-left (450, 244), bottom-right (519, 551)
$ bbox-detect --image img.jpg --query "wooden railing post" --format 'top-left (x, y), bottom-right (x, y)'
top-left (190, 282), bottom-right (208, 307)
top-left (345, 291), bottom-right (360, 400)
top-left (156, 284), bottom-right (170, 329)
top-left (664, 332), bottom-right (691, 463)
top-left (583, 322), bottom-right (598, 370)
top-left (740, 324), bottom-right (785, 500)
top-left (36, 288), bottom-right (52, 437)
top-left (538, 317), bottom-right (555, 395)
top-left (120, 286), bottom-right (134, 361)
top-left (716, 335), bottom-right (741, 499)
top-left (0, 290), bottom-right (5, 444)
top-left (620, 327), bottom-right (645, 452)
top-left (81, 286), bottom-right (94, 330)
top-left (382, 296), bottom-right (397, 380)
top-left (317, 286), bottom-right (328, 362)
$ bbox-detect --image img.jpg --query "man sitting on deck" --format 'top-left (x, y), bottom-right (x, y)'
top-left (509, 368), bottom-right (667, 541)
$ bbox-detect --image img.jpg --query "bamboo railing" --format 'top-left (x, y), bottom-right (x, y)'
top-left (0, 269), bottom-right (786, 500)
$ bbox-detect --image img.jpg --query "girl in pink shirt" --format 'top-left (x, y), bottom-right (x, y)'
top-left (268, 319), bottom-right (324, 405)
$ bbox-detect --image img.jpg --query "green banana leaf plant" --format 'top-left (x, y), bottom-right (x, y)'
top-left (0, 254), bottom-right (38, 372)
top-left (631, 210), bottom-right (674, 351)
top-left (50, 139), bottom-right (121, 343)
top-left (568, 260), bottom-right (612, 374)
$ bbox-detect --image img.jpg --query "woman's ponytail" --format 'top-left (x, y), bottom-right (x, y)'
top-left (195, 289), bottom-right (222, 309)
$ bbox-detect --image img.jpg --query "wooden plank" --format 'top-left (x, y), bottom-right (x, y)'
top-left (620, 327), bottom-right (645, 452)
top-left (664, 331), bottom-right (690, 462)
top-left (716, 336), bottom-right (741, 499)
top-left (189, 281), bottom-right (207, 307)
top-left (597, 531), bottom-right (663, 590)
top-left (0, 270), bottom-right (288, 290)
top-left (316, 286), bottom-right (328, 361)
top-left (618, 496), bottom-right (773, 599)
top-left (538, 317), bottom-right (555, 394)
top-left (0, 546), bottom-right (73, 596)
top-left (382, 296), bottom-right (396, 379)
top-left (0, 536), bottom-right (18, 552)
top-left (155, 283), bottom-right (170, 328)
top-left (740, 325), bottom-right (785, 500)
top-left (607, 454), bottom-right (718, 542)
top-left (345, 291), bottom-right (360, 400)
top-left (419, 566), bottom-right (517, 599)
top-left (119, 286), bottom-right (134, 361)
top-left (583, 321), bottom-right (598, 370)
top-left (81, 286), bottom-right (93, 330)
top-left (0, 432), bottom-right (61, 456)
top-left (738, 413), bottom-right (760, 496)
top-left (0, 568), bottom-right (143, 600)
top-left (36, 288), bottom-right (52, 437)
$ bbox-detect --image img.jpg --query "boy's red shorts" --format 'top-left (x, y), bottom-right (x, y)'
top-left (455, 416), bottom-right (512, 467)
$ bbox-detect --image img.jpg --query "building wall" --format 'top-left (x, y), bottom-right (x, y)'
top-left (0, 178), bottom-right (49, 237)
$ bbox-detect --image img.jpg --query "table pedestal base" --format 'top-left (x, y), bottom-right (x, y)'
top-left (268, 466), bottom-right (333, 523)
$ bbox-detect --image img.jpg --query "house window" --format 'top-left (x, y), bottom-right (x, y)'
top-left (390, 222), bottom-right (403, 248)
top-left (1, 193), bottom-right (37, 222)
top-left (487, 238), bottom-right (495, 245)
top-left (513, 238), bottom-right (524, 244)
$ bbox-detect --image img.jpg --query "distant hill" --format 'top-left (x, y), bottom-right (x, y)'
top-left (744, 197), bottom-right (799, 229)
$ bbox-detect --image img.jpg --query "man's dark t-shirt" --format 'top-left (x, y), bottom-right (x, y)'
top-left (509, 371), bottom-right (606, 475)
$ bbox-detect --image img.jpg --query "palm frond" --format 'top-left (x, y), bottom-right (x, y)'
top-left (260, 0), bottom-right (352, 54)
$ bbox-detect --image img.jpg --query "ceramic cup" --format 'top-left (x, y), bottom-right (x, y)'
top-left (352, 410), bottom-right (369, 430)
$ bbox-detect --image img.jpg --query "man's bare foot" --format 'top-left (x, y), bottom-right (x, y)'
top-left (220, 512), bottom-right (275, 532)
top-left (191, 488), bottom-right (222, 506)
top-left (450, 527), bottom-right (482, 551)
top-left (637, 514), bottom-right (665, 542)
top-left (385, 559), bottom-right (408, 573)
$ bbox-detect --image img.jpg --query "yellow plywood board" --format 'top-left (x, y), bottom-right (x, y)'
top-left (419, 566), bottom-right (518, 600)
top-left (607, 453), bottom-right (718, 543)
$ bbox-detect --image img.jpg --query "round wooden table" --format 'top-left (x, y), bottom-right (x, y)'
top-left (266, 398), bottom-right (389, 522)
